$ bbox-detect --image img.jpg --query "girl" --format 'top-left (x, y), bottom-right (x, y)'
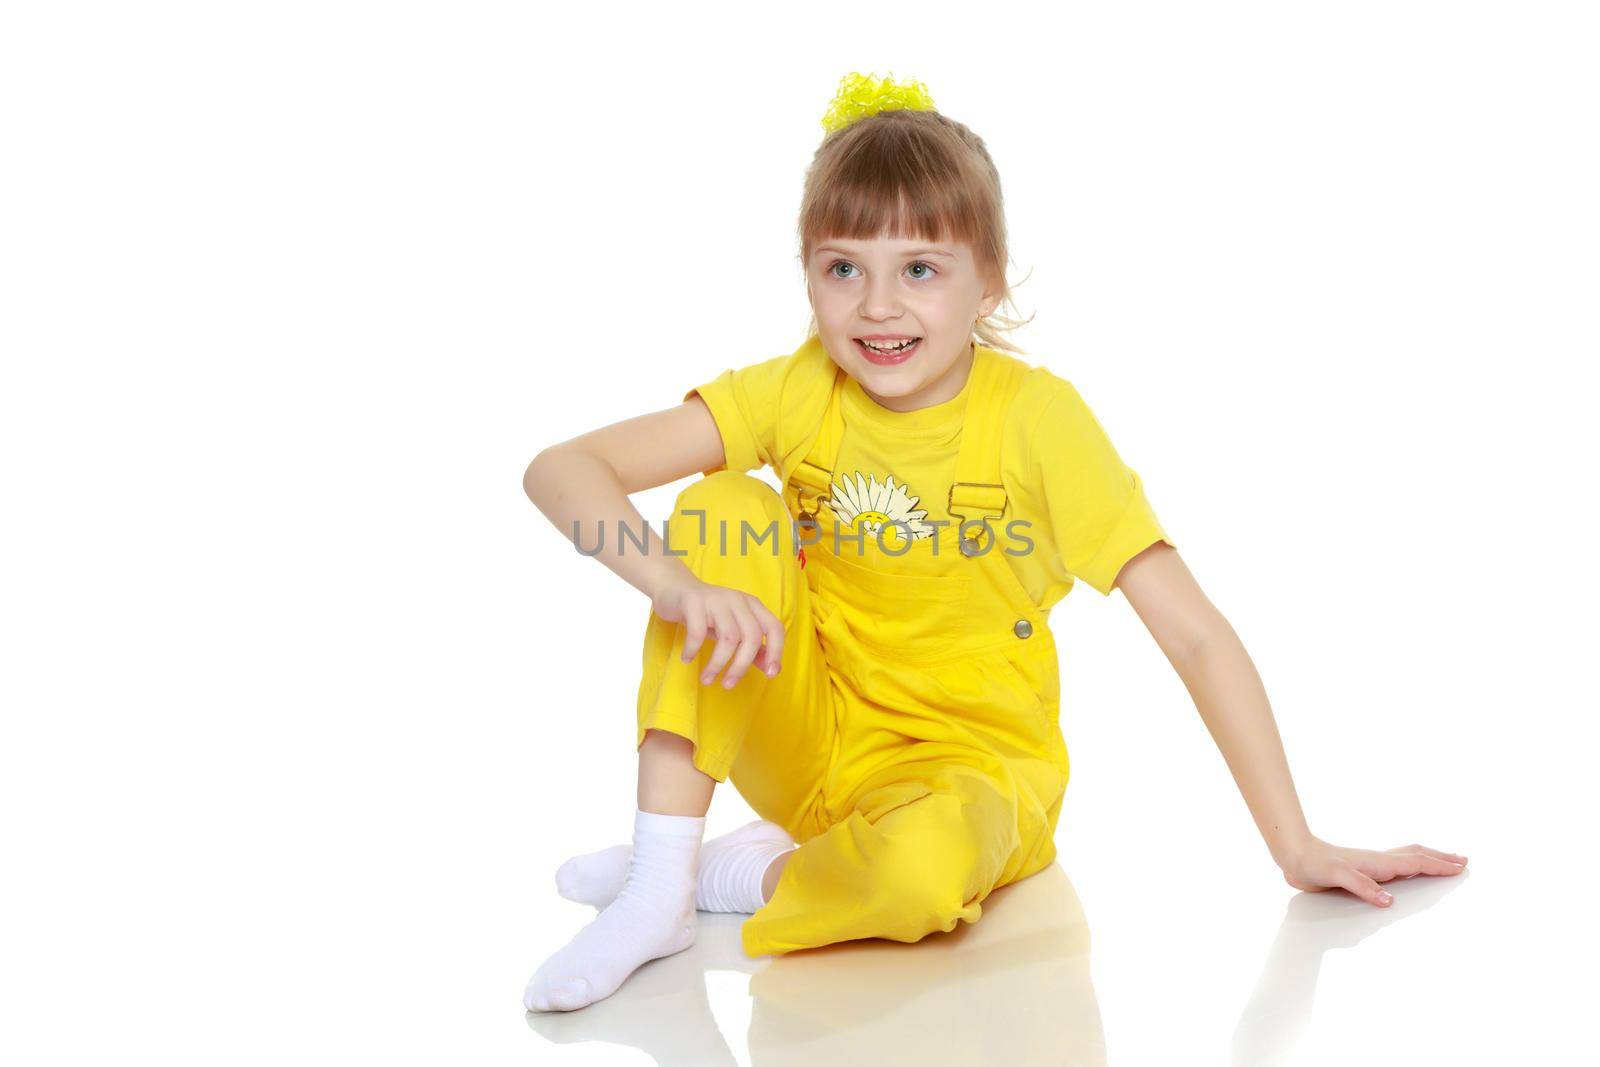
top-left (520, 72), bottom-right (1467, 1014)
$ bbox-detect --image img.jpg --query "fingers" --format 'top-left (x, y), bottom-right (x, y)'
top-left (1385, 850), bottom-right (1469, 880)
top-left (751, 596), bottom-right (785, 677)
top-left (699, 602), bottom-right (742, 685)
top-left (678, 585), bottom-right (786, 688)
top-left (1341, 848), bottom-right (1468, 908)
top-left (716, 600), bottom-right (764, 689)
top-left (680, 587), bottom-right (708, 664)
top-left (1386, 843), bottom-right (1470, 866)
top-left (1335, 862), bottom-right (1393, 907)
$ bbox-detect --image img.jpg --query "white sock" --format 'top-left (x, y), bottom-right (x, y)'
top-left (555, 818), bottom-right (794, 914)
top-left (523, 809), bottom-right (704, 1013)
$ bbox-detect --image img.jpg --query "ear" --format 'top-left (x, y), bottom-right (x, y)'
top-left (977, 263), bottom-right (1003, 318)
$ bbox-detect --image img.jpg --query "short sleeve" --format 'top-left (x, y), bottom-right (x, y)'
top-left (682, 352), bottom-right (794, 476)
top-left (1031, 382), bottom-right (1173, 596)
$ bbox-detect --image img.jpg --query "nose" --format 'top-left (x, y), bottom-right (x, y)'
top-left (860, 271), bottom-right (903, 321)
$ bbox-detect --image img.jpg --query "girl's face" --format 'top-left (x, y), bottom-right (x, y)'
top-left (806, 234), bottom-right (1000, 413)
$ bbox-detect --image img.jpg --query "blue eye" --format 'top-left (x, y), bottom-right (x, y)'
top-left (827, 261), bottom-right (938, 280)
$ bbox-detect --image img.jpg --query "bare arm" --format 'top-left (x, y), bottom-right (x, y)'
top-left (1113, 542), bottom-right (1314, 864)
top-left (522, 396), bottom-right (787, 687)
top-left (522, 396), bottom-right (727, 601)
top-left (1114, 543), bottom-right (1468, 904)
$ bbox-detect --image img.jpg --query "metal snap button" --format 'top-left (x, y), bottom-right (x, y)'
top-left (1013, 619), bottom-right (1033, 639)
top-left (960, 535), bottom-right (982, 557)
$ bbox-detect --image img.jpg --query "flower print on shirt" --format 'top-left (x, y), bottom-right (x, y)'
top-left (828, 471), bottom-right (938, 544)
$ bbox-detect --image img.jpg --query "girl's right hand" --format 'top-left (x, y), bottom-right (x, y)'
top-left (652, 575), bottom-right (785, 689)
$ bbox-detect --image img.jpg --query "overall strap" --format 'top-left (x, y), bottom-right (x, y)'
top-left (784, 367), bottom-right (846, 522)
top-left (949, 349), bottom-right (1029, 556)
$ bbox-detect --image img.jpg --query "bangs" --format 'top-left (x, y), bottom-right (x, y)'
top-left (799, 126), bottom-right (986, 257)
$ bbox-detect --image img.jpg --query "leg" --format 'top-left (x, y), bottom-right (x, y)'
top-left (556, 750), bottom-right (794, 911)
top-left (638, 728), bottom-right (714, 817)
top-left (635, 470), bottom-right (836, 837)
top-left (528, 474), bottom-right (831, 1011)
top-left (552, 473), bottom-right (830, 910)
top-left (740, 760), bottom-right (1025, 957)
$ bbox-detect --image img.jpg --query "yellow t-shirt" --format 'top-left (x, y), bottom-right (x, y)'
top-left (683, 336), bottom-right (1173, 610)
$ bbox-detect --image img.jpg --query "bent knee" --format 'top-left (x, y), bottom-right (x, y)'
top-left (874, 790), bottom-right (1020, 916)
top-left (880, 865), bottom-right (975, 931)
top-left (674, 471), bottom-right (785, 518)
top-left (870, 807), bottom-right (990, 922)
top-left (671, 472), bottom-right (794, 555)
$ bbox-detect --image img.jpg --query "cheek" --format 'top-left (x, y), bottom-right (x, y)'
top-left (916, 308), bottom-right (962, 335)
top-left (806, 281), bottom-right (835, 308)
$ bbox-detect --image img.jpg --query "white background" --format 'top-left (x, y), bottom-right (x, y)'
top-left (4, 2), bottom-right (1596, 1063)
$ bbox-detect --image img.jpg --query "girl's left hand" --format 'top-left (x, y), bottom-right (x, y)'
top-left (1278, 836), bottom-right (1469, 906)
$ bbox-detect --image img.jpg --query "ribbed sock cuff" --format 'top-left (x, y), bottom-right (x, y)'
top-left (634, 809), bottom-right (707, 839)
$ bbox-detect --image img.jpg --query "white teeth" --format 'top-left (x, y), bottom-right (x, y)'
top-left (861, 338), bottom-right (918, 352)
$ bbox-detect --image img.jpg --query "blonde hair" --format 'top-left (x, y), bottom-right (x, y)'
top-left (797, 106), bottom-right (1034, 354)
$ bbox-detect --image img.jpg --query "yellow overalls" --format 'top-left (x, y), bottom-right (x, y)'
top-left (635, 347), bottom-right (1069, 958)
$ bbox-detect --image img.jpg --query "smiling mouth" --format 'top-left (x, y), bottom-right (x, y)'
top-left (855, 337), bottom-right (922, 364)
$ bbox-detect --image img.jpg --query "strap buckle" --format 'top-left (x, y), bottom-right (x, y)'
top-left (795, 489), bottom-right (828, 526)
top-left (948, 481), bottom-right (1008, 557)
top-left (789, 462), bottom-right (834, 531)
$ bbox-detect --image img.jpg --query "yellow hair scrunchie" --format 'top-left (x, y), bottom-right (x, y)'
top-left (819, 71), bottom-right (937, 135)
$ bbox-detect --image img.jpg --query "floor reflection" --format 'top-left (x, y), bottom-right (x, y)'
top-left (1230, 867), bottom-right (1471, 1066)
top-left (527, 861), bottom-right (1472, 1064)
top-left (527, 861), bottom-right (1106, 1066)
